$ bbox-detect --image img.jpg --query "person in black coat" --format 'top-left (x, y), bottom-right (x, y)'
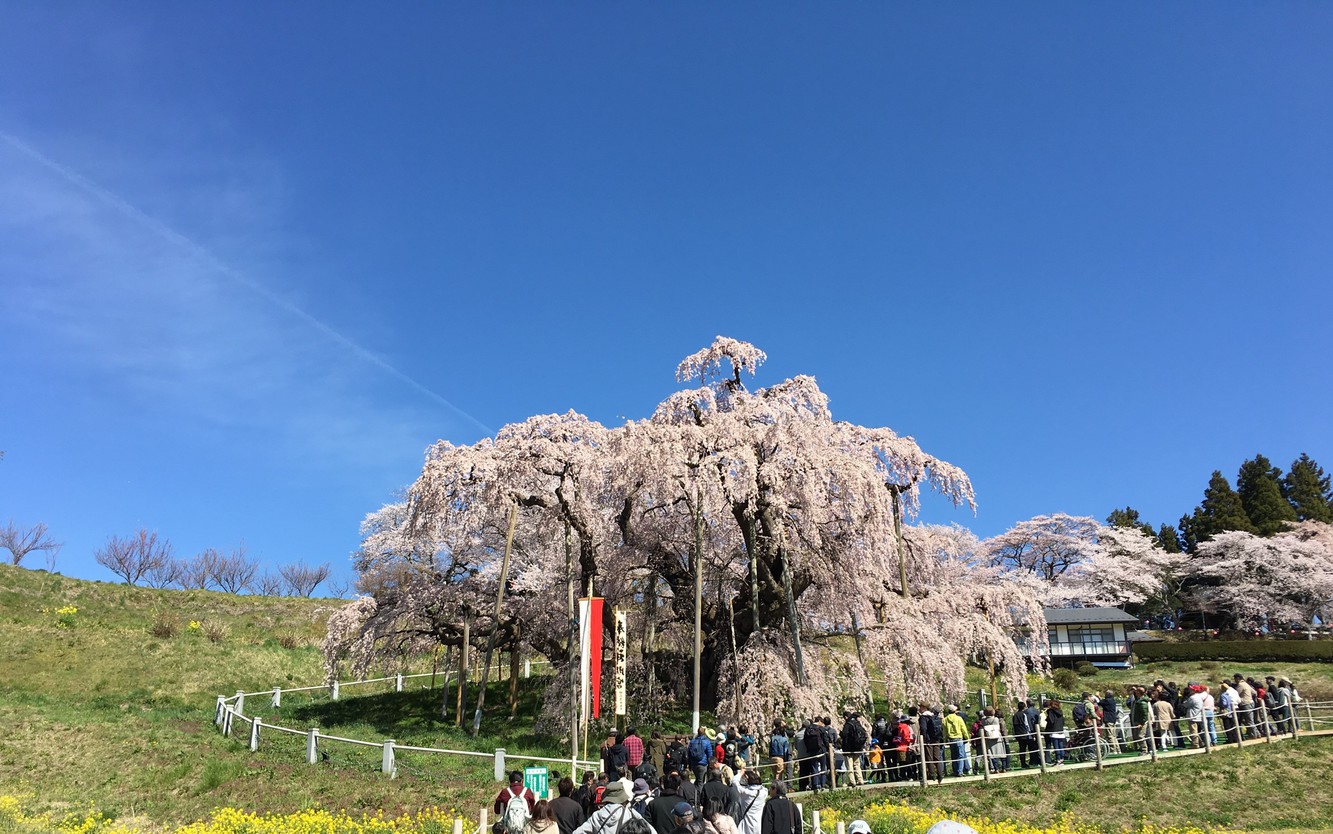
top-left (760, 782), bottom-right (801, 834)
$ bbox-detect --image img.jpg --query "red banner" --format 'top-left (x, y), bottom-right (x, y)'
top-left (578, 596), bottom-right (604, 720)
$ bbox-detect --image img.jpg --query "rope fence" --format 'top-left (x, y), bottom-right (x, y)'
top-left (214, 671), bottom-right (599, 784)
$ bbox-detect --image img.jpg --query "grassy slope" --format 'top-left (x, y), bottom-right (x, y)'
top-left (4, 564), bottom-right (1333, 833)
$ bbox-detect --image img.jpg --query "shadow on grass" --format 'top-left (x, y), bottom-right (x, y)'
top-left (289, 678), bottom-right (557, 753)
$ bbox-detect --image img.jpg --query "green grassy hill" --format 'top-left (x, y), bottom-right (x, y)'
top-left (3, 563), bottom-right (1333, 834)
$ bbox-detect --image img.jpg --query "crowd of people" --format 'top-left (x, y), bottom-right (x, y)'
top-left (485, 674), bottom-right (1304, 834)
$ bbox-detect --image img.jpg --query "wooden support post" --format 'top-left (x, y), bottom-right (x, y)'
top-left (1260, 700), bottom-right (1272, 743)
top-left (235, 691), bottom-right (246, 715)
top-left (1035, 730), bottom-right (1047, 774)
top-left (1306, 701), bottom-right (1316, 733)
top-left (1233, 705), bottom-right (1244, 749)
top-left (250, 717), bottom-right (262, 752)
top-left (396, 673), bottom-right (404, 693)
top-left (331, 681), bottom-right (340, 701)
top-left (828, 748), bottom-right (837, 789)
top-left (917, 729), bottom-right (928, 787)
top-left (215, 696), bottom-right (226, 726)
top-left (306, 728), bottom-right (319, 765)
top-left (981, 740), bottom-right (990, 782)
top-left (272, 687), bottom-right (282, 708)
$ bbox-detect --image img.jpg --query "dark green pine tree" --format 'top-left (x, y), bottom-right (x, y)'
top-left (1106, 506), bottom-right (1157, 538)
top-left (1237, 454), bottom-right (1298, 536)
top-left (1181, 470), bottom-right (1257, 551)
top-left (1156, 524), bottom-right (1182, 553)
top-left (1282, 453), bottom-right (1333, 523)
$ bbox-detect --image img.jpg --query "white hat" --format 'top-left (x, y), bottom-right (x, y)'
top-left (848, 821), bottom-right (872, 834)
top-left (926, 822), bottom-right (980, 834)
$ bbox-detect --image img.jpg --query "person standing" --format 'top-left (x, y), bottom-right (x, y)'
top-left (1099, 690), bottom-right (1122, 754)
top-left (550, 778), bottom-right (588, 834)
top-left (759, 782), bottom-right (801, 834)
top-left (840, 709), bottom-right (867, 786)
top-left (689, 728), bottom-right (714, 786)
top-left (767, 721), bottom-right (791, 782)
top-left (572, 782), bottom-right (649, 834)
top-left (1042, 701), bottom-right (1066, 765)
top-left (942, 705), bottom-right (969, 777)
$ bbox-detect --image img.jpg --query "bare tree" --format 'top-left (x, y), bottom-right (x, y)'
top-left (0, 520), bottom-right (62, 567)
top-left (254, 571), bottom-right (284, 596)
top-left (327, 577), bottom-right (351, 599)
top-left (95, 529), bottom-right (172, 586)
top-left (211, 544), bottom-right (259, 594)
top-left (144, 556), bottom-right (181, 589)
top-left (279, 560), bottom-right (331, 597)
top-left (174, 548), bottom-right (220, 589)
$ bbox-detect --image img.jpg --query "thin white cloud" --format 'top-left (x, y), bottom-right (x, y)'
top-left (0, 129), bottom-right (491, 469)
top-left (0, 128), bottom-right (492, 438)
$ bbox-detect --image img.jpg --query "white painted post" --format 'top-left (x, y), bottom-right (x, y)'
top-left (1147, 719), bottom-right (1158, 763)
top-left (382, 740), bottom-right (396, 776)
top-left (235, 690), bottom-right (246, 715)
top-left (1306, 701), bottom-right (1316, 732)
top-left (494, 748), bottom-right (506, 782)
top-left (452, 821), bottom-right (463, 834)
top-left (331, 681), bottom-right (340, 701)
top-left (524, 659), bottom-right (531, 679)
top-left (307, 728), bottom-right (319, 764)
top-left (250, 717), bottom-right (262, 752)
top-left (223, 706), bottom-right (234, 737)
top-left (272, 687), bottom-right (282, 708)
top-left (215, 696), bottom-right (227, 726)
top-left (479, 809), bottom-right (489, 833)
top-left (812, 810), bottom-right (821, 834)
top-left (1093, 715), bottom-right (1104, 769)
top-left (836, 822), bottom-right (845, 834)
top-left (795, 805), bottom-right (803, 832)
top-left (396, 674), bottom-right (404, 693)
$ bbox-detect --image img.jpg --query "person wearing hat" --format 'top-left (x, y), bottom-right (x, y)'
top-left (630, 778), bottom-right (655, 816)
top-left (668, 801), bottom-right (696, 834)
top-left (846, 822), bottom-right (871, 834)
top-left (942, 705), bottom-right (969, 777)
top-left (573, 779), bottom-right (649, 834)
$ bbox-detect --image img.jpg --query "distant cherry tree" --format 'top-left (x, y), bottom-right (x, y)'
top-left (280, 560), bottom-right (331, 597)
top-left (1190, 521), bottom-right (1333, 629)
top-left (0, 520), bottom-right (61, 568)
top-left (983, 514), bottom-right (1183, 611)
top-left (95, 529), bottom-right (172, 586)
top-left (326, 337), bottom-right (1047, 730)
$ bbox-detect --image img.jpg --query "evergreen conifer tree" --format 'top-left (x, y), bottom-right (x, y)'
top-left (1237, 454), bottom-right (1297, 536)
top-left (1157, 524), bottom-right (1183, 553)
top-left (1282, 453), bottom-right (1333, 523)
top-left (1106, 506), bottom-right (1157, 538)
top-left (1181, 470), bottom-right (1257, 551)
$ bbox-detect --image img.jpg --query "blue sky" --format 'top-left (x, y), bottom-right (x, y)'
top-left (3, 3), bottom-right (1331, 591)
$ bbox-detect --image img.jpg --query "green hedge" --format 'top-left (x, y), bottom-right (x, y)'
top-left (1134, 640), bottom-right (1333, 662)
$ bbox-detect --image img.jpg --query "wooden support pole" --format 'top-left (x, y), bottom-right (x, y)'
top-left (474, 502), bottom-right (519, 736)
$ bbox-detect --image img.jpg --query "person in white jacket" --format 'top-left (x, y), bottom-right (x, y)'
top-left (730, 769), bottom-right (766, 834)
top-left (573, 782), bottom-right (649, 834)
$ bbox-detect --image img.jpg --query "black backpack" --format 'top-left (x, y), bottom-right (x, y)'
top-left (920, 713), bottom-right (943, 743)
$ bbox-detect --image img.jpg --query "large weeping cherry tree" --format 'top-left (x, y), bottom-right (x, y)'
top-left (324, 337), bottom-right (1048, 734)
